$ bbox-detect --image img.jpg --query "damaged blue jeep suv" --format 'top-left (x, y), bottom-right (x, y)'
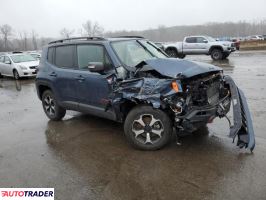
top-left (36, 36), bottom-right (255, 151)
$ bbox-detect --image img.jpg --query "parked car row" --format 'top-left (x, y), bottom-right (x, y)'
top-left (246, 35), bottom-right (264, 41)
top-left (0, 52), bottom-right (40, 79)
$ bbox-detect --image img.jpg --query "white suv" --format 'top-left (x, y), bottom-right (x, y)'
top-left (0, 53), bottom-right (39, 79)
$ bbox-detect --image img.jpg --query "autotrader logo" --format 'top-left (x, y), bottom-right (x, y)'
top-left (0, 188), bottom-right (54, 199)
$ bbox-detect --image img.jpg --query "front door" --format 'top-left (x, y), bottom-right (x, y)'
top-left (1, 56), bottom-right (13, 76)
top-left (74, 44), bottom-right (116, 120)
top-left (194, 37), bottom-right (209, 54)
top-left (182, 37), bottom-right (198, 54)
top-left (0, 56), bottom-right (5, 74)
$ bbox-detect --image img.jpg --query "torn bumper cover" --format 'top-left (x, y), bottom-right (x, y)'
top-left (225, 75), bottom-right (255, 151)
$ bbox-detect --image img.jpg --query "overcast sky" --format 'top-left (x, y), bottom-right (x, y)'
top-left (0, 0), bottom-right (265, 37)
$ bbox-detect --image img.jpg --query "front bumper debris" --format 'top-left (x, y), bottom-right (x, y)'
top-left (225, 76), bottom-right (255, 151)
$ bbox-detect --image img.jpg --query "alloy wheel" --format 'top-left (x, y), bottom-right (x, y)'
top-left (43, 95), bottom-right (56, 116)
top-left (132, 114), bottom-right (164, 145)
top-left (13, 70), bottom-right (19, 80)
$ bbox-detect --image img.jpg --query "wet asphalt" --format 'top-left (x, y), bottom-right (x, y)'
top-left (0, 51), bottom-right (266, 200)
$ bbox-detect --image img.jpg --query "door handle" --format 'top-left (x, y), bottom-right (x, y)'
top-left (75, 75), bottom-right (85, 81)
top-left (49, 72), bottom-right (57, 77)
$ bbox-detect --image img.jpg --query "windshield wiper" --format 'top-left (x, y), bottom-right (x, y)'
top-left (136, 40), bottom-right (156, 57)
top-left (147, 41), bottom-right (168, 56)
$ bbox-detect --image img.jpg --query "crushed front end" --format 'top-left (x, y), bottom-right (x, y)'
top-left (112, 69), bottom-right (255, 151)
top-left (163, 71), bottom-right (255, 151)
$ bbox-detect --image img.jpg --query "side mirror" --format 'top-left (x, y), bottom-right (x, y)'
top-left (88, 62), bottom-right (105, 72)
top-left (203, 39), bottom-right (208, 43)
top-left (4, 60), bottom-right (11, 64)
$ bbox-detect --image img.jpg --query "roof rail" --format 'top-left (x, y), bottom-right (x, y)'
top-left (48, 36), bottom-right (106, 44)
top-left (12, 51), bottom-right (23, 54)
top-left (112, 36), bottom-right (144, 39)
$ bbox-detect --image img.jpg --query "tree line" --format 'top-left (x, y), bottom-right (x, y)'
top-left (106, 20), bottom-right (266, 42)
top-left (1, 19), bottom-right (266, 52)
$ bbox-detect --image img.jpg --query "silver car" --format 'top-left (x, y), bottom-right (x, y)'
top-left (0, 53), bottom-right (39, 79)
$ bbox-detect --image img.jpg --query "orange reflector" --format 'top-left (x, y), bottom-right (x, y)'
top-left (171, 81), bottom-right (179, 92)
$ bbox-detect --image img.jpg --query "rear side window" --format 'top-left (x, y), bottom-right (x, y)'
top-left (77, 45), bottom-right (112, 70)
top-left (47, 47), bottom-right (54, 63)
top-left (55, 45), bottom-right (75, 68)
top-left (0, 56), bottom-right (4, 63)
top-left (185, 37), bottom-right (197, 43)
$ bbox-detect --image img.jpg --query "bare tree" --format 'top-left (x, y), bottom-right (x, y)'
top-left (0, 24), bottom-right (12, 50)
top-left (82, 20), bottom-right (104, 36)
top-left (31, 30), bottom-right (38, 50)
top-left (60, 28), bottom-right (74, 38)
top-left (19, 31), bottom-right (28, 50)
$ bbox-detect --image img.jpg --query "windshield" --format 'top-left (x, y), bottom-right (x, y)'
top-left (11, 54), bottom-right (36, 63)
top-left (111, 40), bottom-right (166, 67)
top-left (30, 54), bottom-right (40, 59)
top-left (205, 36), bottom-right (216, 42)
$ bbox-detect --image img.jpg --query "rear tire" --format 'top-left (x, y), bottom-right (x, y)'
top-left (222, 53), bottom-right (230, 59)
top-left (211, 49), bottom-right (223, 60)
top-left (124, 105), bottom-right (172, 150)
top-left (42, 90), bottom-right (66, 121)
top-left (13, 70), bottom-right (20, 80)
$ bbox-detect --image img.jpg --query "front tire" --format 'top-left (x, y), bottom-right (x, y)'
top-left (177, 54), bottom-right (186, 59)
top-left (165, 48), bottom-right (178, 58)
top-left (211, 49), bottom-right (223, 60)
top-left (13, 70), bottom-right (20, 80)
top-left (42, 90), bottom-right (66, 121)
top-left (124, 105), bottom-right (172, 150)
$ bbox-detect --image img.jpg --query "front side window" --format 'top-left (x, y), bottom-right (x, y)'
top-left (10, 54), bottom-right (35, 63)
top-left (196, 37), bottom-right (206, 43)
top-left (77, 45), bottom-right (112, 70)
top-left (55, 45), bottom-right (74, 68)
top-left (111, 40), bottom-right (166, 67)
top-left (4, 56), bottom-right (11, 63)
top-left (205, 36), bottom-right (216, 42)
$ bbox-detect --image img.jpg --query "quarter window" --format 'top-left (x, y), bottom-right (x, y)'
top-left (47, 47), bottom-right (54, 64)
top-left (0, 56), bottom-right (4, 63)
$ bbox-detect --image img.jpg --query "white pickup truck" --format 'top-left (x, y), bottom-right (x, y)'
top-left (164, 36), bottom-right (236, 60)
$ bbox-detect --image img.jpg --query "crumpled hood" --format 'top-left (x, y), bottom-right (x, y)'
top-left (142, 58), bottom-right (222, 78)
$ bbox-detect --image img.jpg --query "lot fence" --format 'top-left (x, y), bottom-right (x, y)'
top-left (240, 40), bottom-right (266, 50)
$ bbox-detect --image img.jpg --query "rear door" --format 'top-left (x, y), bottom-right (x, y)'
top-left (3, 56), bottom-right (13, 76)
top-left (182, 37), bottom-right (197, 54)
top-left (48, 45), bottom-right (79, 109)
